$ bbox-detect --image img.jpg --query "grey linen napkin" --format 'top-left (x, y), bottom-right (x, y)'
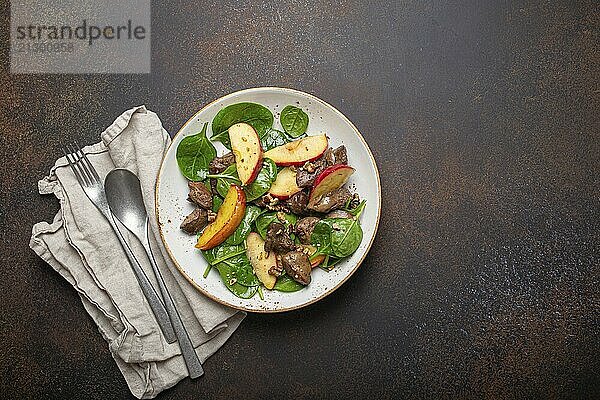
top-left (30, 106), bottom-right (244, 398)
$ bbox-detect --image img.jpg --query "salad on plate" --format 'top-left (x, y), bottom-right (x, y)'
top-left (175, 102), bottom-right (366, 299)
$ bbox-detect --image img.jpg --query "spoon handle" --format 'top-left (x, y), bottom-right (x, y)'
top-left (142, 226), bottom-right (204, 379)
top-left (109, 216), bottom-right (177, 343)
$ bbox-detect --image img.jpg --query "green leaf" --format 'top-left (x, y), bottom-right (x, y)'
top-left (345, 199), bottom-right (367, 217)
top-left (210, 130), bottom-right (231, 148)
top-left (216, 159), bottom-right (278, 201)
top-left (214, 263), bottom-right (258, 298)
top-left (326, 256), bottom-right (345, 268)
top-left (273, 274), bottom-right (305, 292)
top-left (211, 102), bottom-right (274, 148)
top-left (310, 214), bottom-right (365, 259)
top-left (328, 218), bottom-right (363, 258)
top-left (201, 243), bottom-right (245, 265)
top-left (310, 220), bottom-right (334, 255)
top-left (226, 205), bottom-right (262, 245)
top-left (221, 255), bottom-right (259, 287)
top-left (280, 105), bottom-right (309, 138)
top-left (243, 159), bottom-right (277, 201)
top-left (257, 285), bottom-right (264, 300)
top-left (255, 212), bottom-right (298, 240)
top-left (176, 123), bottom-right (217, 181)
top-left (212, 195), bottom-right (223, 212)
top-left (202, 242), bottom-right (259, 298)
top-left (215, 164), bottom-right (241, 198)
top-left (261, 128), bottom-right (292, 151)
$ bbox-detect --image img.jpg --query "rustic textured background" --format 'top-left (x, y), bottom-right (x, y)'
top-left (1, 1), bottom-right (599, 399)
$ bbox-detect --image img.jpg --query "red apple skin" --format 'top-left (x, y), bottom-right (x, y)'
top-left (245, 151), bottom-right (263, 184)
top-left (263, 135), bottom-right (328, 166)
top-left (229, 123), bottom-right (263, 185)
top-left (308, 164), bottom-right (355, 205)
top-left (312, 164), bottom-right (354, 187)
top-left (196, 185), bottom-right (246, 250)
top-left (311, 254), bottom-right (326, 268)
top-left (270, 192), bottom-right (295, 200)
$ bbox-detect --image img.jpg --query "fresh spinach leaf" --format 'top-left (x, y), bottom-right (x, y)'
top-left (317, 254), bottom-right (344, 271)
top-left (243, 158), bottom-right (277, 201)
top-left (321, 254), bottom-right (330, 270)
top-left (273, 274), bottom-right (305, 292)
top-left (213, 262), bottom-right (258, 298)
top-left (211, 102), bottom-right (274, 148)
top-left (257, 286), bottom-right (264, 300)
top-left (261, 128), bottom-right (292, 151)
top-left (220, 255), bottom-right (259, 287)
top-left (326, 256), bottom-right (344, 268)
top-left (328, 218), bottom-right (363, 258)
top-left (215, 165), bottom-right (241, 198)
top-left (209, 130), bottom-right (231, 148)
top-left (202, 242), bottom-right (259, 298)
top-left (216, 159), bottom-right (277, 201)
top-left (226, 205), bottom-right (262, 245)
top-left (310, 200), bottom-right (366, 259)
top-left (280, 105), bottom-right (309, 137)
top-left (345, 199), bottom-right (366, 216)
top-left (212, 195), bottom-right (223, 212)
top-left (255, 212), bottom-right (298, 240)
top-left (202, 243), bottom-right (245, 265)
top-left (254, 215), bottom-right (274, 239)
top-left (176, 123), bottom-right (217, 181)
top-left (310, 220), bottom-right (334, 255)
top-left (203, 263), bottom-right (212, 278)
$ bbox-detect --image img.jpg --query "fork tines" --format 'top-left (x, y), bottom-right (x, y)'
top-left (63, 142), bottom-right (100, 186)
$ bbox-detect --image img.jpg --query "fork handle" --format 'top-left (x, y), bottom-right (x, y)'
top-left (108, 216), bottom-right (177, 343)
top-left (142, 235), bottom-right (204, 379)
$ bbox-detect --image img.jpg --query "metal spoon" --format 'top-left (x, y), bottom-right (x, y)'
top-left (104, 168), bottom-right (204, 379)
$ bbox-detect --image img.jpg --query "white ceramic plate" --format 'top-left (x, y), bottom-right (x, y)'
top-left (156, 87), bottom-right (381, 312)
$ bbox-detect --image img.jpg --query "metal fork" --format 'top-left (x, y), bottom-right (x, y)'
top-left (63, 143), bottom-right (176, 343)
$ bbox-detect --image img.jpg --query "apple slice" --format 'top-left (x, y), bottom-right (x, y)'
top-left (246, 232), bottom-right (277, 289)
top-left (268, 167), bottom-right (302, 199)
top-left (302, 244), bottom-right (326, 268)
top-left (311, 255), bottom-right (326, 268)
top-left (263, 134), bottom-right (328, 166)
top-left (229, 123), bottom-right (263, 185)
top-left (308, 164), bottom-right (355, 208)
top-left (196, 185), bottom-right (246, 250)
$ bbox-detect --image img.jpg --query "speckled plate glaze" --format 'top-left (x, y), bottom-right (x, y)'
top-left (156, 87), bottom-right (381, 312)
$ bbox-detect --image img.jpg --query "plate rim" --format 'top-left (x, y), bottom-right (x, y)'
top-left (155, 86), bottom-right (381, 313)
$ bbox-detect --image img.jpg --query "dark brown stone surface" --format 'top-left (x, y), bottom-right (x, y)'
top-left (1, 1), bottom-right (599, 399)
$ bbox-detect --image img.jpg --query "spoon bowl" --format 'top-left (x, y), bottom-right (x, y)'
top-left (105, 169), bottom-right (149, 240)
top-left (105, 168), bottom-right (204, 379)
